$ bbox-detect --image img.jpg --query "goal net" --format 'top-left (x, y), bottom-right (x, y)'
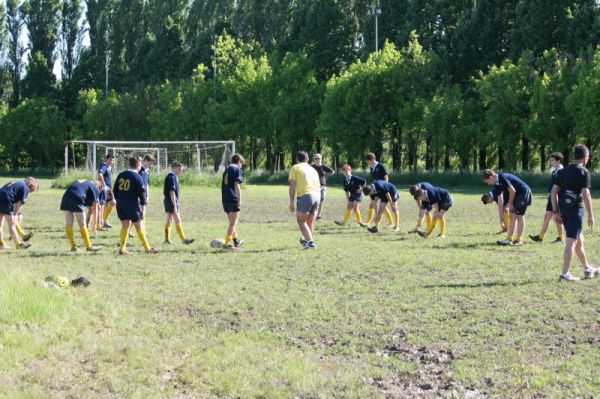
top-left (64, 141), bottom-right (235, 175)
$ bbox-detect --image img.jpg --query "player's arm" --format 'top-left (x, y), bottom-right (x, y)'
top-left (89, 203), bottom-right (99, 235)
top-left (13, 201), bottom-right (24, 215)
top-left (235, 181), bottom-right (242, 207)
top-left (496, 194), bottom-right (505, 227)
top-left (582, 187), bottom-right (594, 228)
top-left (385, 192), bottom-right (393, 203)
top-left (169, 190), bottom-right (177, 213)
top-left (507, 185), bottom-right (516, 211)
top-left (551, 184), bottom-right (561, 223)
top-left (324, 165), bottom-right (334, 175)
top-left (288, 180), bottom-right (296, 212)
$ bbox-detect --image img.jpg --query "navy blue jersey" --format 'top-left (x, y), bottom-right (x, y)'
top-left (163, 172), bottom-right (179, 200)
top-left (65, 180), bottom-right (99, 206)
top-left (547, 168), bottom-right (561, 193)
top-left (490, 185), bottom-right (509, 204)
top-left (497, 173), bottom-right (530, 196)
top-left (344, 175), bottom-right (367, 193)
top-left (556, 164), bottom-right (591, 195)
top-left (0, 181), bottom-right (29, 203)
top-left (425, 186), bottom-right (450, 205)
top-left (98, 162), bottom-right (113, 188)
top-left (370, 162), bottom-right (388, 181)
top-left (139, 166), bottom-right (150, 189)
top-left (373, 180), bottom-right (397, 201)
top-left (222, 165), bottom-right (243, 203)
top-left (113, 170), bottom-right (147, 205)
top-left (418, 182), bottom-right (435, 191)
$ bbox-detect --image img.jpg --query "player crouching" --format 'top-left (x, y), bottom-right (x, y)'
top-left (408, 182), bottom-right (435, 234)
top-left (60, 180), bottom-right (103, 252)
top-left (113, 156), bottom-right (159, 254)
top-left (412, 185), bottom-right (453, 238)
top-left (363, 180), bottom-right (400, 233)
top-left (0, 177), bottom-right (38, 250)
top-left (163, 161), bottom-right (195, 246)
top-left (222, 154), bottom-right (245, 250)
top-left (335, 164), bottom-right (367, 227)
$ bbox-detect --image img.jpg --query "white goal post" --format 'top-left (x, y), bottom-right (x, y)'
top-left (64, 140), bottom-right (235, 176)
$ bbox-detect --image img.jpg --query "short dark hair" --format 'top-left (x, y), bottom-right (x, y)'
top-left (128, 156), bottom-right (140, 168)
top-left (409, 184), bottom-right (420, 196)
top-left (549, 152), bottom-right (563, 163)
top-left (171, 160), bottom-right (183, 168)
top-left (413, 188), bottom-right (424, 200)
top-left (364, 152), bottom-right (376, 161)
top-left (481, 193), bottom-right (494, 205)
top-left (143, 154), bottom-right (156, 163)
top-left (362, 185), bottom-right (373, 195)
top-left (231, 153), bottom-right (245, 165)
top-left (106, 154), bottom-right (114, 160)
top-left (296, 151), bottom-right (309, 163)
top-left (573, 144), bottom-right (589, 161)
top-left (482, 169), bottom-right (495, 180)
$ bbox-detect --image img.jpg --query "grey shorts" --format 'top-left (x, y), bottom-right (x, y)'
top-left (297, 193), bottom-right (320, 215)
top-left (320, 187), bottom-right (327, 202)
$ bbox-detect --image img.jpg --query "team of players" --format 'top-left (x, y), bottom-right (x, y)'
top-left (0, 145), bottom-right (597, 281)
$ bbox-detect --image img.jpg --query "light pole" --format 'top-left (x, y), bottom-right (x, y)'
top-left (369, 7), bottom-right (382, 52)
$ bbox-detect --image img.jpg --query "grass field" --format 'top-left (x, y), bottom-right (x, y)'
top-left (1, 177), bottom-right (600, 398)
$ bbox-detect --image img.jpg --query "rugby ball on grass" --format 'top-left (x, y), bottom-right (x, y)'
top-left (210, 238), bottom-right (225, 248)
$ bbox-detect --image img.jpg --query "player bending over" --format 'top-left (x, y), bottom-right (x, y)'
top-left (364, 153), bottom-right (393, 227)
top-left (0, 177), bottom-right (38, 250)
top-left (408, 182), bottom-right (435, 233)
top-left (222, 154), bottom-right (246, 250)
top-left (481, 186), bottom-right (510, 233)
top-left (363, 180), bottom-right (400, 233)
top-left (163, 161), bottom-right (195, 245)
top-left (483, 170), bottom-right (532, 246)
top-left (412, 185), bottom-right (453, 239)
top-left (60, 180), bottom-right (103, 252)
top-left (530, 152), bottom-right (565, 243)
top-left (335, 164), bottom-right (367, 227)
top-left (113, 156), bottom-right (159, 254)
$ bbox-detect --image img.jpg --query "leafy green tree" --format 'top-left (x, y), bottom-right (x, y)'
top-left (6, 0), bottom-right (27, 107)
top-left (59, 0), bottom-right (85, 121)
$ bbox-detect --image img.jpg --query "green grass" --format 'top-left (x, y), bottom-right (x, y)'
top-left (1, 177), bottom-right (600, 397)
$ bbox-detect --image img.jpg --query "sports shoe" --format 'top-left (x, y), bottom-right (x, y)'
top-left (17, 242), bottom-right (31, 249)
top-left (164, 240), bottom-right (174, 245)
top-left (302, 240), bottom-right (316, 250)
top-left (233, 238), bottom-right (245, 248)
top-left (436, 234), bottom-right (446, 239)
top-left (358, 222), bottom-right (368, 228)
top-left (316, 216), bottom-right (322, 220)
top-left (300, 237), bottom-right (308, 246)
top-left (408, 228), bottom-right (419, 234)
top-left (334, 221), bottom-right (345, 226)
top-left (22, 232), bottom-right (33, 242)
top-left (103, 222), bottom-right (113, 229)
top-left (183, 238), bottom-right (195, 245)
top-left (417, 231), bottom-right (428, 238)
top-left (529, 234), bottom-right (543, 242)
top-left (511, 240), bottom-right (524, 247)
top-left (118, 249), bottom-right (129, 255)
top-left (367, 226), bottom-right (378, 233)
top-left (559, 273), bottom-right (580, 282)
top-left (583, 267), bottom-right (600, 280)
top-left (497, 239), bottom-right (512, 246)
top-left (552, 237), bottom-right (564, 243)
top-left (146, 247), bottom-right (160, 254)
top-left (392, 227), bottom-right (401, 232)
top-left (71, 277), bottom-right (91, 287)
top-left (70, 247), bottom-right (79, 252)
top-left (86, 245), bottom-right (102, 252)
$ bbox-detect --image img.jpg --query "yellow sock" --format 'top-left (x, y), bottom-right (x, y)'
top-left (224, 234), bottom-right (233, 245)
top-left (427, 219), bottom-right (438, 236)
top-left (14, 239), bottom-right (23, 249)
top-left (354, 209), bottom-right (363, 223)
top-left (232, 231), bottom-right (238, 239)
top-left (165, 223), bottom-right (172, 241)
top-left (366, 208), bottom-right (375, 224)
top-left (425, 213), bottom-right (433, 230)
top-left (515, 236), bottom-right (522, 242)
top-left (136, 228), bottom-right (151, 252)
top-left (103, 205), bottom-right (114, 222)
top-left (342, 210), bottom-right (352, 224)
top-left (119, 228), bottom-right (129, 251)
top-left (507, 236), bottom-right (513, 241)
top-left (384, 208), bottom-right (392, 224)
top-left (439, 218), bottom-right (446, 236)
top-left (538, 232), bottom-right (546, 239)
top-left (393, 210), bottom-right (399, 228)
top-left (504, 212), bottom-right (510, 231)
top-left (66, 226), bottom-right (76, 248)
top-left (80, 227), bottom-right (92, 250)
top-left (175, 224), bottom-right (186, 241)
top-left (15, 224), bottom-right (25, 238)
top-left (560, 233), bottom-right (565, 240)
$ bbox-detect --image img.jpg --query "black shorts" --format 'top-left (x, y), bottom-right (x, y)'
top-left (116, 202), bottom-right (142, 222)
top-left (164, 198), bottom-right (179, 214)
top-left (369, 194), bottom-right (377, 201)
top-left (438, 195), bottom-right (453, 211)
top-left (560, 206), bottom-right (584, 239)
top-left (99, 188), bottom-right (113, 205)
top-left (0, 191), bottom-right (13, 215)
top-left (545, 196), bottom-right (553, 212)
top-left (514, 190), bottom-right (532, 216)
top-left (223, 202), bottom-right (240, 213)
top-left (421, 201), bottom-right (433, 211)
top-left (60, 195), bottom-right (85, 213)
top-left (348, 192), bottom-right (364, 202)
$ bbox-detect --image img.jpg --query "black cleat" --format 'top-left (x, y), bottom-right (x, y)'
top-left (529, 234), bottom-right (543, 242)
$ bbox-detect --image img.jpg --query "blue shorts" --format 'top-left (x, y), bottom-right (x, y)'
top-left (0, 191), bottom-right (13, 215)
top-left (348, 192), bottom-right (364, 202)
top-left (421, 201), bottom-right (433, 211)
top-left (117, 202), bottom-right (142, 222)
top-left (560, 207), bottom-right (584, 239)
top-left (164, 198), bottom-right (179, 214)
top-left (60, 194), bottom-right (85, 213)
top-left (223, 202), bottom-right (240, 213)
top-left (381, 192), bottom-right (399, 204)
top-left (438, 195), bottom-right (453, 211)
top-left (514, 190), bottom-right (532, 216)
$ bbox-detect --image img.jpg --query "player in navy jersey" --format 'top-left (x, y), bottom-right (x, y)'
top-left (363, 180), bottom-right (400, 233)
top-left (551, 145), bottom-right (599, 281)
top-left (481, 185), bottom-right (510, 233)
top-left (529, 152), bottom-right (565, 243)
top-left (113, 156), bottom-right (159, 254)
top-left (409, 182), bottom-right (435, 234)
top-left (412, 185), bottom-right (453, 238)
top-left (60, 180), bottom-right (102, 252)
top-left (335, 164), bottom-right (367, 227)
top-left (221, 154), bottom-right (246, 249)
top-left (0, 177), bottom-right (38, 249)
top-left (97, 154), bottom-right (116, 229)
top-left (133, 154), bottom-right (156, 237)
top-left (364, 153), bottom-right (394, 227)
top-left (163, 161), bottom-right (194, 245)
top-left (483, 170), bottom-right (532, 246)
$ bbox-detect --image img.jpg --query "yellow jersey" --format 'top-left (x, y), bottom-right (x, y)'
top-left (288, 163), bottom-right (321, 197)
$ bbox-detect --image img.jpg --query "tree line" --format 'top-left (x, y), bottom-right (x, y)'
top-left (1, 0), bottom-right (600, 171)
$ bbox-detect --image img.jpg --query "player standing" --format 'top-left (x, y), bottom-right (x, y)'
top-left (222, 154), bottom-right (246, 249)
top-left (311, 153), bottom-right (334, 220)
top-left (163, 161), bottom-right (195, 245)
top-left (288, 150), bottom-right (321, 249)
top-left (98, 154), bottom-right (116, 229)
top-left (529, 152), bottom-right (565, 243)
top-left (335, 164), bottom-right (367, 227)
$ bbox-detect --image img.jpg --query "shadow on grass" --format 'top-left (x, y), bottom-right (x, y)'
top-left (209, 247), bottom-right (289, 254)
top-left (420, 279), bottom-right (537, 289)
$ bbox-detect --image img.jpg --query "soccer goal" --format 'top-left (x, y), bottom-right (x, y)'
top-left (64, 140), bottom-right (235, 175)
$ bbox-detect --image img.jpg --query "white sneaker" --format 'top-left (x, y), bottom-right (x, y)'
top-left (584, 267), bottom-right (600, 280)
top-left (559, 273), bottom-right (580, 282)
